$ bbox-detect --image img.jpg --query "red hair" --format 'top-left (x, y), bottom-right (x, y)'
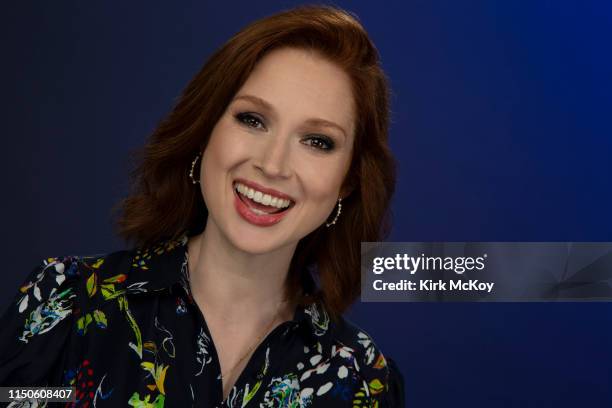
top-left (116, 5), bottom-right (396, 319)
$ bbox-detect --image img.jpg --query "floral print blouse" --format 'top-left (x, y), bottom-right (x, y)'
top-left (0, 236), bottom-right (404, 407)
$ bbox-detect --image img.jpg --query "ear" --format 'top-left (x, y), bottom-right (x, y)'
top-left (340, 178), bottom-right (356, 200)
top-left (340, 159), bottom-right (358, 199)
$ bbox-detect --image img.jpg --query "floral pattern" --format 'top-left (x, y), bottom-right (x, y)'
top-left (0, 236), bottom-right (403, 407)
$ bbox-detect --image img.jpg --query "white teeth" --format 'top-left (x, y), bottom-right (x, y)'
top-left (234, 182), bottom-right (291, 209)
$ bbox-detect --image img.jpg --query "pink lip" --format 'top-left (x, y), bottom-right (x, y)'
top-left (233, 178), bottom-right (295, 202)
top-left (233, 189), bottom-right (292, 227)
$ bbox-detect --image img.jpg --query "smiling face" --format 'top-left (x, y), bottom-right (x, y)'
top-left (199, 47), bottom-right (356, 255)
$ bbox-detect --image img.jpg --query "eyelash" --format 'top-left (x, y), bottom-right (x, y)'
top-left (235, 112), bottom-right (266, 130)
top-left (234, 112), bottom-right (335, 152)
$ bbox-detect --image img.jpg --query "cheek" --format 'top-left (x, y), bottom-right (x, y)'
top-left (298, 158), bottom-right (348, 202)
top-left (201, 122), bottom-right (247, 176)
top-left (199, 126), bottom-right (235, 205)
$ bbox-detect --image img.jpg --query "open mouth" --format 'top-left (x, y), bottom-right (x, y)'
top-left (233, 181), bottom-right (295, 216)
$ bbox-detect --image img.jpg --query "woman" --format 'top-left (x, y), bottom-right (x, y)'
top-left (0, 5), bottom-right (402, 407)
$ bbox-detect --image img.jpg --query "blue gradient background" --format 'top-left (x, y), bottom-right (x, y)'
top-left (2, 1), bottom-right (611, 406)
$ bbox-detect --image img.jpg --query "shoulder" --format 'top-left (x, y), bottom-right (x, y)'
top-left (1, 249), bottom-right (133, 342)
top-left (326, 315), bottom-right (405, 407)
top-left (3, 256), bottom-right (81, 345)
top-left (8, 235), bottom-right (189, 328)
top-left (328, 316), bottom-right (390, 379)
top-left (0, 248), bottom-right (137, 385)
top-left (330, 317), bottom-right (384, 363)
top-left (0, 255), bottom-right (90, 384)
top-left (296, 302), bottom-right (404, 406)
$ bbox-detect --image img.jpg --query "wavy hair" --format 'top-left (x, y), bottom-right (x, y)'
top-left (116, 5), bottom-right (396, 319)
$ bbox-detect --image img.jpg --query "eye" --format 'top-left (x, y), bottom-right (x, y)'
top-left (235, 112), bottom-right (266, 130)
top-left (301, 135), bottom-right (335, 152)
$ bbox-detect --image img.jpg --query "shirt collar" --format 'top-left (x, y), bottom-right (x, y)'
top-left (123, 235), bottom-right (331, 341)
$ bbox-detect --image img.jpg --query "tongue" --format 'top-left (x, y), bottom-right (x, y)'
top-left (241, 194), bottom-right (284, 214)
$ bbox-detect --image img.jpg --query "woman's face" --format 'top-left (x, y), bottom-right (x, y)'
top-left (200, 47), bottom-right (355, 255)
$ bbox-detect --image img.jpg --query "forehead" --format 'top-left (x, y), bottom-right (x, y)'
top-left (236, 47), bottom-right (355, 136)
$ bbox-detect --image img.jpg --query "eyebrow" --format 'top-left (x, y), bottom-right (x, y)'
top-left (232, 94), bottom-right (348, 139)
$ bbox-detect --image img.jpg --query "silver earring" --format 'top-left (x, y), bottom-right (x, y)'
top-left (326, 198), bottom-right (342, 227)
top-left (189, 153), bottom-right (201, 184)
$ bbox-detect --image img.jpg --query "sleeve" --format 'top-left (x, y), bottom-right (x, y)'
top-left (384, 357), bottom-right (405, 408)
top-left (0, 256), bottom-right (81, 386)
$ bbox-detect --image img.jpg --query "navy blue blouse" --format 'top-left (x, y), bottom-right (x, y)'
top-left (0, 235), bottom-right (404, 407)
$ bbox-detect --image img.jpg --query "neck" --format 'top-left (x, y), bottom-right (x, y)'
top-left (187, 218), bottom-right (297, 323)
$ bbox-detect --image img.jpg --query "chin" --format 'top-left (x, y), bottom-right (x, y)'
top-left (227, 230), bottom-right (294, 255)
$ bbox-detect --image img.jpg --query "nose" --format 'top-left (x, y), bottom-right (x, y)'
top-left (255, 134), bottom-right (292, 179)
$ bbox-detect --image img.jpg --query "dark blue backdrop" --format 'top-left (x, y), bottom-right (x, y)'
top-left (2, 1), bottom-right (611, 406)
